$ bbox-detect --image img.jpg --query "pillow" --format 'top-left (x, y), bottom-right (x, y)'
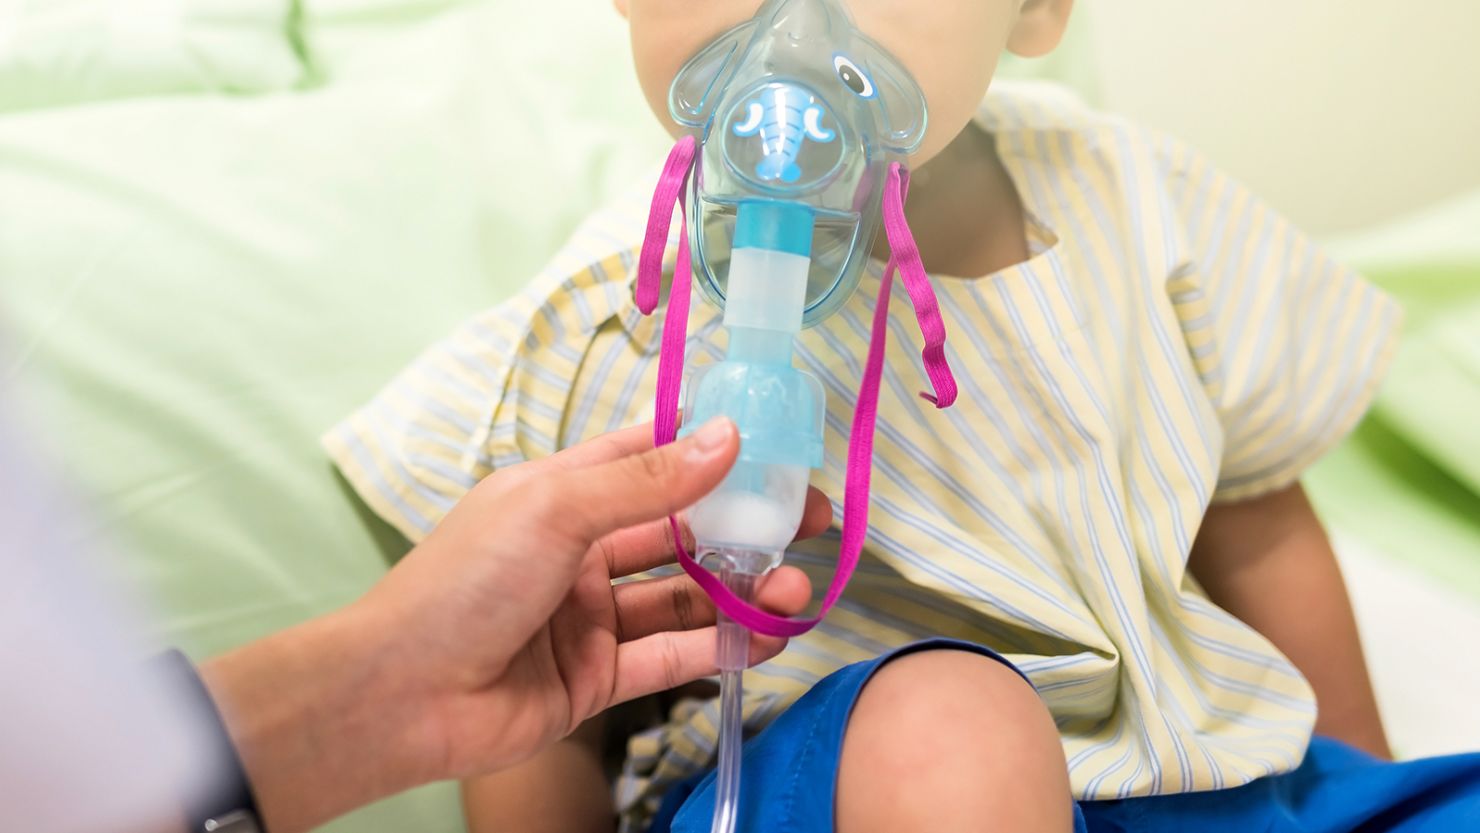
top-left (1327, 189), bottom-right (1480, 495)
top-left (0, 0), bottom-right (307, 112)
top-left (1306, 190), bottom-right (1480, 598)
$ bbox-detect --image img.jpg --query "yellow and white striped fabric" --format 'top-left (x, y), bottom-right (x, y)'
top-left (324, 84), bottom-right (1400, 813)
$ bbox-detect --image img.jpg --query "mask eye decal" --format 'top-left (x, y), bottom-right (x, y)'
top-left (833, 54), bottom-right (876, 99)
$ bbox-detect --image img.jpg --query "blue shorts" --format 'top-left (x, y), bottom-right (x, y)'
top-left (650, 640), bottom-right (1480, 833)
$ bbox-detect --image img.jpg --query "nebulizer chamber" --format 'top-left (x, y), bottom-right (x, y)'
top-left (684, 201), bottom-right (826, 564)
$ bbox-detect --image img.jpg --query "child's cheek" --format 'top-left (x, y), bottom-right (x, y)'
top-left (628, 2), bottom-right (763, 132)
top-left (914, 55), bottom-right (1005, 163)
top-left (855, 0), bottom-right (1013, 163)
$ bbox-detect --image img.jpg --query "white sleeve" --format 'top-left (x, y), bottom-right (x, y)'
top-left (0, 395), bottom-right (205, 831)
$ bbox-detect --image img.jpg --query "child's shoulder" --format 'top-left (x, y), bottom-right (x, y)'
top-left (975, 80), bottom-right (1287, 283)
top-left (978, 80), bottom-right (1170, 147)
top-left (977, 80), bottom-right (1209, 199)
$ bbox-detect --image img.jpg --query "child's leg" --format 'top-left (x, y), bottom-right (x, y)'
top-left (462, 716), bottom-right (614, 833)
top-left (657, 643), bottom-right (1076, 833)
top-left (836, 650), bottom-right (1073, 832)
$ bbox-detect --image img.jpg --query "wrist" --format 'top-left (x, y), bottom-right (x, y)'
top-left (198, 604), bottom-right (435, 833)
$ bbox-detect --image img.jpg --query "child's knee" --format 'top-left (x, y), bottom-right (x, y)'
top-left (837, 649), bottom-right (1071, 832)
top-left (847, 650), bottom-right (1061, 771)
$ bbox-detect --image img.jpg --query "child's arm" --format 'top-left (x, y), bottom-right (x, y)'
top-left (462, 715), bottom-right (615, 833)
top-left (1187, 482), bottom-right (1392, 759)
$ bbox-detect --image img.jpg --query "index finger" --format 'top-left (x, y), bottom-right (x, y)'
top-left (607, 625), bottom-right (791, 710)
top-left (551, 418), bottom-right (741, 548)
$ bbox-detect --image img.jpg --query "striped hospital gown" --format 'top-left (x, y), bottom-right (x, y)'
top-left (324, 83), bottom-right (1400, 822)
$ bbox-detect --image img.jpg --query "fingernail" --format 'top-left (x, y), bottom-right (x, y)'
top-left (691, 417), bottom-right (734, 456)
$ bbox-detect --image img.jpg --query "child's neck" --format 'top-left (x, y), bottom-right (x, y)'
top-left (871, 123), bottom-right (1031, 279)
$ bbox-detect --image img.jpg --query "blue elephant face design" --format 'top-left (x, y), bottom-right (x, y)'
top-left (730, 82), bottom-right (838, 186)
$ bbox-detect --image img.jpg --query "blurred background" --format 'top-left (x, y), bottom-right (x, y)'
top-left (1087, 0), bottom-right (1480, 235)
top-left (1, 2), bottom-right (1476, 831)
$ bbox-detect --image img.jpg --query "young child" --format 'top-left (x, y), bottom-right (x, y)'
top-left (325, 1), bottom-right (1480, 831)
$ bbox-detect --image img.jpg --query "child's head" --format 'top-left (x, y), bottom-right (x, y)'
top-left (613, 0), bottom-right (1074, 166)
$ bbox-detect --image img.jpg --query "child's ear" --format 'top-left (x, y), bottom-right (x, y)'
top-left (1007, 0), bottom-right (1074, 58)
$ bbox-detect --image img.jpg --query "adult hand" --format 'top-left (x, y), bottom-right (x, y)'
top-left (200, 418), bottom-right (830, 833)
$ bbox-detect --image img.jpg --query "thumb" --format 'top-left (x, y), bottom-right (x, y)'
top-left (554, 417), bottom-right (739, 547)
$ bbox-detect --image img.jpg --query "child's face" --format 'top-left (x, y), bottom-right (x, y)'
top-left (615, 0), bottom-right (1073, 166)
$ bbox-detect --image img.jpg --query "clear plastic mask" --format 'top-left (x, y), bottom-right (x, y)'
top-left (668, 0), bottom-right (929, 327)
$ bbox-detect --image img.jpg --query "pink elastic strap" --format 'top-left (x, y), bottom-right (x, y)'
top-left (636, 141), bottom-right (957, 638)
top-left (636, 135), bottom-right (697, 318)
top-left (883, 163), bottom-right (958, 408)
top-left (636, 136), bottom-right (696, 452)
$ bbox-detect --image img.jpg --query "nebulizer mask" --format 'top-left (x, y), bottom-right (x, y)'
top-left (634, 1), bottom-right (958, 829)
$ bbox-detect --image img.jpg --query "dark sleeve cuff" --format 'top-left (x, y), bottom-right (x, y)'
top-left (149, 649), bottom-right (264, 832)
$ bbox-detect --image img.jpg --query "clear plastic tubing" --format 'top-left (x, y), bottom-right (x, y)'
top-left (711, 552), bottom-right (765, 833)
top-left (681, 200), bottom-right (825, 833)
